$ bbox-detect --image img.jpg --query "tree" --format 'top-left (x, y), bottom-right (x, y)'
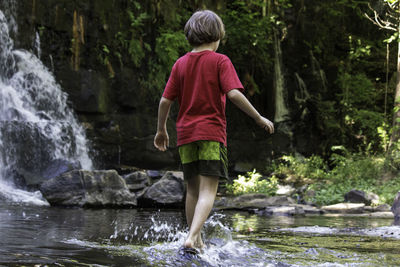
top-left (365, 0), bottom-right (400, 153)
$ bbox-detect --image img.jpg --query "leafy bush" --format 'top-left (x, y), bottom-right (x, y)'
top-left (265, 152), bottom-right (397, 206)
top-left (226, 170), bottom-right (278, 196)
top-left (301, 154), bottom-right (387, 206)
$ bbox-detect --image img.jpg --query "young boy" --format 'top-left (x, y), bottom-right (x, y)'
top-left (154, 10), bottom-right (274, 252)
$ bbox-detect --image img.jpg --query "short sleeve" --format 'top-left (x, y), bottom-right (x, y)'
top-left (162, 61), bottom-right (180, 101)
top-left (218, 56), bottom-right (244, 94)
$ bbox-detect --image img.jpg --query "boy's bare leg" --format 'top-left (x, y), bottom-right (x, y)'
top-left (185, 175), bottom-right (200, 234)
top-left (184, 175), bottom-right (219, 249)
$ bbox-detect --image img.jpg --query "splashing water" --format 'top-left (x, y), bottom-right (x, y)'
top-left (64, 213), bottom-right (281, 267)
top-left (0, 9), bottom-right (93, 205)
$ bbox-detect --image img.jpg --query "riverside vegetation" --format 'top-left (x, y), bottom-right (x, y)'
top-left (227, 151), bottom-right (400, 207)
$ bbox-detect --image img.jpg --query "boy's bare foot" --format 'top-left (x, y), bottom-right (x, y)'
top-left (184, 236), bottom-right (196, 249)
top-left (184, 233), bottom-right (204, 250)
top-left (195, 234), bottom-right (204, 249)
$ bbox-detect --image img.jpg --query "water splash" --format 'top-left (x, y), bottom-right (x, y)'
top-left (65, 213), bottom-right (282, 266)
top-left (0, 182), bottom-right (49, 206)
top-left (0, 9), bottom-right (93, 205)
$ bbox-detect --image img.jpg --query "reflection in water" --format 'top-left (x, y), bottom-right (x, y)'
top-left (0, 205), bottom-right (399, 266)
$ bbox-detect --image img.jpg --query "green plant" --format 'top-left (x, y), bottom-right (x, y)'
top-left (226, 169), bottom-right (278, 196)
top-left (274, 155), bottom-right (328, 181)
top-left (304, 154), bottom-right (387, 206)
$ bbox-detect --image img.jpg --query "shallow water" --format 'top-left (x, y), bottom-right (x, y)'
top-left (0, 204), bottom-right (399, 267)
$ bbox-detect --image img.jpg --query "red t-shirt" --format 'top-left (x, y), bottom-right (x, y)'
top-left (162, 50), bottom-right (244, 146)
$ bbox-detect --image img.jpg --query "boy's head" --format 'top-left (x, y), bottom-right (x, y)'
top-left (184, 10), bottom-right (225, 47)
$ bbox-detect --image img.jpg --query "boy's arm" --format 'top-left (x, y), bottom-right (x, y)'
top-left (154, 97), bottom-right (173, 151)
top-left (227, 89), bottom-right (274, 134)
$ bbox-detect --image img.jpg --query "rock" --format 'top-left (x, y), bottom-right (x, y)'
top-left (321, 203), bottom-right (365, 214)
top-left (233, 162), bottom-right (253, 173)
top-left (214, 194), bottom-right (296, 210)
top-left (124, 171), bottom-right (151, 191)
top-left (0, 121), bottom-right (80, 188)
top-left (374, 204), bottom-right (391, 212)
top-left (344, 189), bottom-right (379, 205)
top-left (40, 159), bottom-right (80, 182)
top-left (67, 69), bottom-right (110, 114)
top-left (256, 206), bottom-right (305, 216)
top-left (276, 185), bottom-right (296, 196)
top-left (392, 192), bottom-right (400, 225)
top-left (146, 170), bottom-right (165, 179)
top-left (139, 171), bottom-right (185, 208)
top-left (40, 170), bottom-right (137, 207)
top-left (294, 204), bottom-right (322, 214)
top-left (234, 194), bottom-right (296, 208)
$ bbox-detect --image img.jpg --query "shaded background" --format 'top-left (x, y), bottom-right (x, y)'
top-left (5, 0), bottom-right (391, 172)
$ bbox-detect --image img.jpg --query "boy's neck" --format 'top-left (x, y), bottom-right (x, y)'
top-left (191, 41), bottom-right (219, 53)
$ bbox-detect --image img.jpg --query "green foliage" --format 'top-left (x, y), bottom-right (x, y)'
top-left (275, 155), bottom-right (328, 181)
top-left (220, 0), bottom-right (274, 92)
top-left (265, 152), bottom-right (400, 206)
top-left (141, 29), bottom-right (190, 102)
top-left (335, 70), bottom-right (386, 152)
top-left (308, 155), bottom-right (386, 206)
top-left (155, 31), bottom-right (189, 70)
top-left (226, 170), bottom-right (278, 196)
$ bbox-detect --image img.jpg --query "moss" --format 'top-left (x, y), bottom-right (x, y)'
top-left (244, 232), bottom-right (400, 266)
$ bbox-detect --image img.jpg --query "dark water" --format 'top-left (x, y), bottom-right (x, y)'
top-left (0, 204), bottom-right (399, 267)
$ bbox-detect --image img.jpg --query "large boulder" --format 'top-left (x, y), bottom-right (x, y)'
top-left (40, 170), bottom-right (137, 207)
top-left (124, 171), bottom-right (151, 191)
top-left (344, 189), bottom-right (379, 205)
top-left (138, 171), bottom-right (185, 208)
top-left (392, 192), bottom-right (400, 225)
top-left (0, 121), bottom-right (80, 188)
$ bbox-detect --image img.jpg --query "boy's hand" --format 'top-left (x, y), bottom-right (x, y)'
top-left (154, 130), bottom-right (169, 151)
top-left (255, 116), bottom-right (274, 134)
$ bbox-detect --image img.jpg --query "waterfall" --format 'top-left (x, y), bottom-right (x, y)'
top-left (273, 30), bottom-right (290, 123)
top-left (0, 9), bottom-right (93, 205)
top-left (310, 50), bottom-right (328, 93)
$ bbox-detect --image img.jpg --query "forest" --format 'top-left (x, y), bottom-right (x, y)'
top-left (5, 0), bottom-right (400, 205)
top-left (67, 0), bottom-right (400, 205)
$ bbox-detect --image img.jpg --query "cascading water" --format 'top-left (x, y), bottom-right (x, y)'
top-left (273, 29), bottom-right (290, 123)
top-left (0, 7), bottom-right (93, 205)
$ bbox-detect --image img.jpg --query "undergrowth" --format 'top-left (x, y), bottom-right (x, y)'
top-left (228, 151), bottom-right (400, 206)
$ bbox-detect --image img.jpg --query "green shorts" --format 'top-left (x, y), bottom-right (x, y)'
top-left (178, 141), bottom-right (228, 180)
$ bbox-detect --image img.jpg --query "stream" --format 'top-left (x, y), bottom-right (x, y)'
top-left (1, 3), bottom-right (400, 267)
top-left (1, 204), bottom-right (399, 267)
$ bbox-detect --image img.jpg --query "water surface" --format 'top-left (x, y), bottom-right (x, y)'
top-left (0, 204), bottom-right (399, 266)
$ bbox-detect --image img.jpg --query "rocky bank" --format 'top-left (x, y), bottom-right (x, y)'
top-left (36, 168), bottom-right (397, 224)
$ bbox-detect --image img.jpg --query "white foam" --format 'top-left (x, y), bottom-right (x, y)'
top-left (0, 180), bottom-right (49, 206)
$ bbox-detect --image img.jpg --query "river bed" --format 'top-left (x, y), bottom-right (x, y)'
top-left (0, 204), bottom-right (399, 266)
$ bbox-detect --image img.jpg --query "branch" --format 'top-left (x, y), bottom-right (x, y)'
top-left (365, 3), bottom-right (397, 31)
top-left (387, 1), bottom-right (399, 10)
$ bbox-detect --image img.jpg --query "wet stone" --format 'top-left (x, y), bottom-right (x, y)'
top-left (138, 171), bottom-right (184, 208)
top-left (40, 170), bottom-right (137, 207)
top-left (124, 171), bottom-right (151, 191)
top-left (344, 189), bottom-right (379, 205)
top-left (256, 206), bottom-right (305, 216)
top-left (321, 203), bottom-right (365, 214)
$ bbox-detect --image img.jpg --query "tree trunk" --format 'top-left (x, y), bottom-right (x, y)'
top-left (388, 22), bottom-right (400, 152)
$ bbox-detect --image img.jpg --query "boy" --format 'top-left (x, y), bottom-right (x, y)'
top-left (154, 10), bottom-right (274, 252)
